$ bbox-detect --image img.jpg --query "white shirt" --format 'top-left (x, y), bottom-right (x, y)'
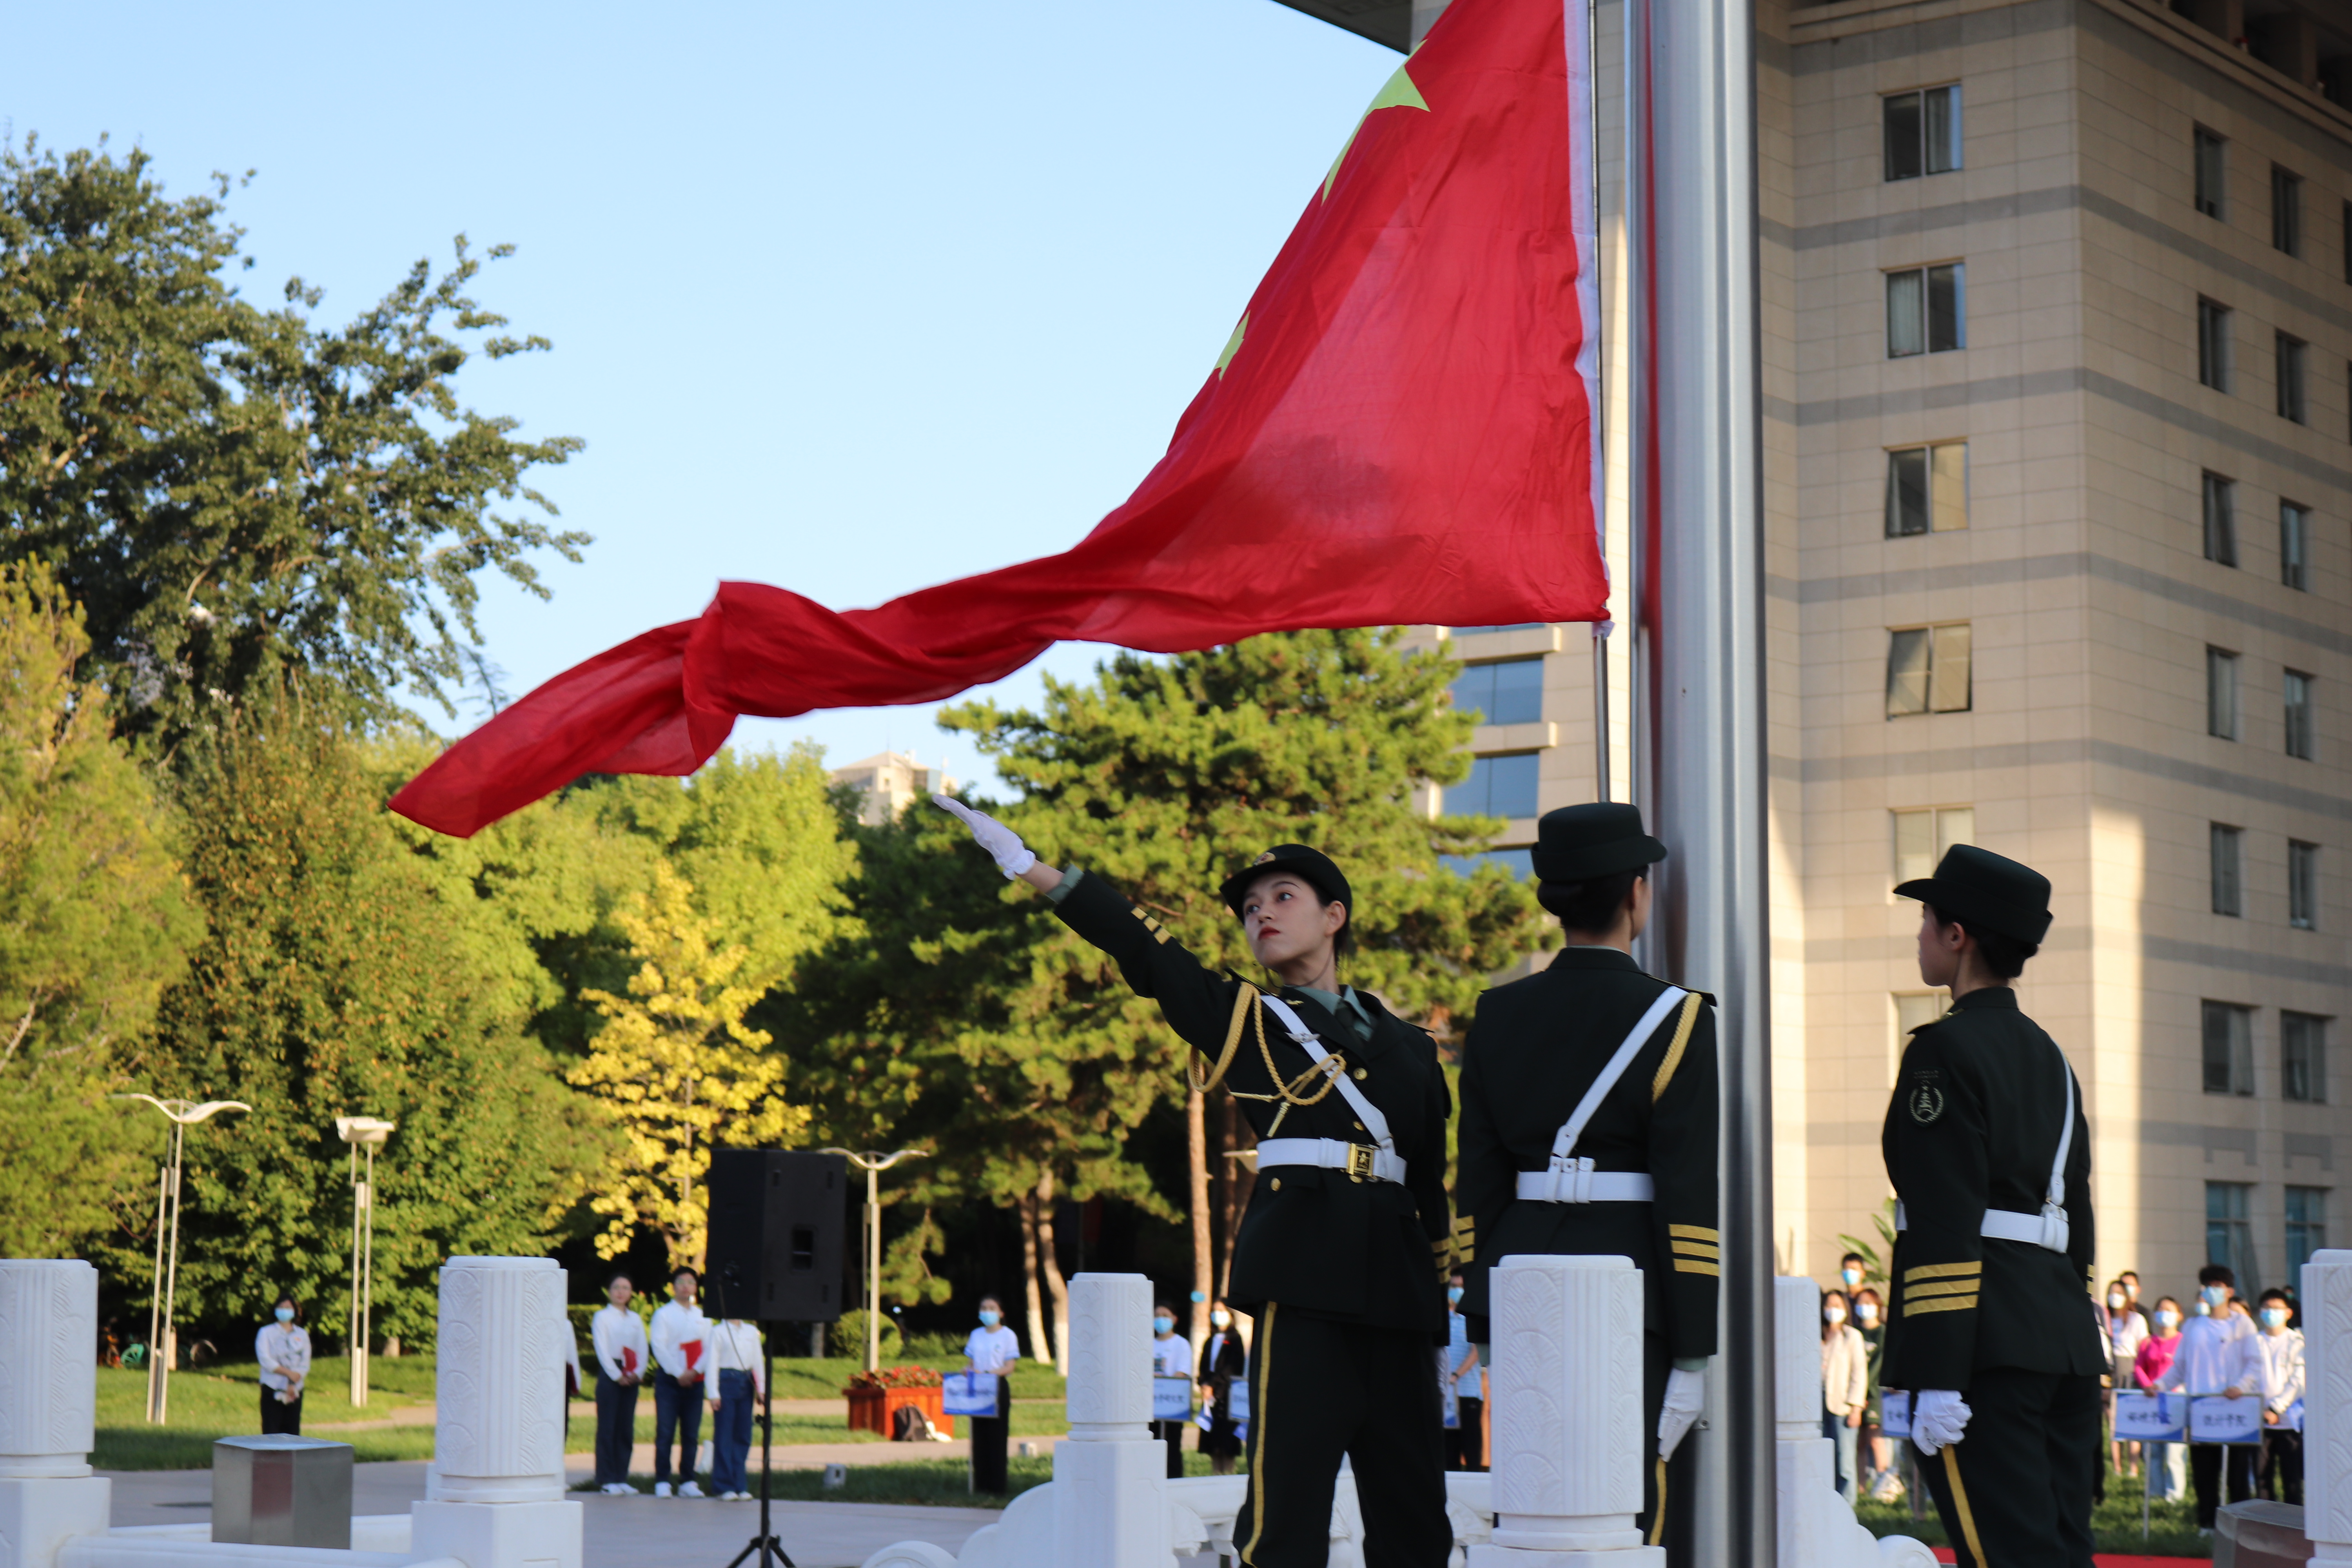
top-left (2158, 1311), bottom-right (2261, 1396)
top-left (2257, 1327), bottom-right (2305, 1414)
top-left (706, 1321), bottom-right (766, 1399)
top-left (964, 1325), bottom-right (1020, 1375)
top-left (2108, 1306), bottom-right (2148, 1365)
top-left (592, 1304), bottom-right (651, 1383)
top-left (256, 1323), bottom-right (311, 1392)
top-left (650, 1298), bottom-right (711, 1381)
top-left (1152, 1334), bottom-right (1193, 1378)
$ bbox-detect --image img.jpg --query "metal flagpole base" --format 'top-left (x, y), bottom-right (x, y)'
top-left (720, 1332), bottom-right (795, 1568)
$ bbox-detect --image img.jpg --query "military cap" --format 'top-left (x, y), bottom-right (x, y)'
top-left (1528, 802), bottom-right (1667, 884)
top-left (1220, 844), bottom-right (1352, 918)
top-left (1895, 843), bottom-right (2053, 946)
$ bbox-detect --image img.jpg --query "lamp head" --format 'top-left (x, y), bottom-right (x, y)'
top-left (336, 1116), bottom-right (397, 1148)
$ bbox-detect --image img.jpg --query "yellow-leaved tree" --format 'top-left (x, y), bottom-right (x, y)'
top-left (570, 862), bottom-right (808, 1268)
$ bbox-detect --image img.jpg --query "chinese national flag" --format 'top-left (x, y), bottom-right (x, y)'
top-left (394, 0), bottom-right (1604, 837)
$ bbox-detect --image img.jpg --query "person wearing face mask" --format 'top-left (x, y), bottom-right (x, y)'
top-left (2154, 1265), bottom-right (2261, 1534)
top-left (964, 1296), bottom-right (1020, 1494)
top-left (1440, 1274), bottom-right (1485, 1472)
top-left (936, 799), bottom-right (1457, 1568)
top-left (1198, 1300), bottom-right (1248, 1477)
top-left (256, 1294), bottom-right (310, 1435)
top-left (2133, 1297), bottom-right (2187, 1502)
top-left (2102, 1278), bottom-right (2148, 1481)
top-left (1821, 1289), bottom-right (1868, 1504)
top-left (590, 1272), bottom-right (650, 1494)
top-left (1880, 846), bottom-right (2103, 1568)
top-left (2253, 1288), bottom-right (2304, 1505)
top-left (1150, 1303), bottom-right (1194, 1479)
top-left (1840, 1253), bottom-right (1869, 1294)
top-left (1852, 1288), bottom-right (1898, 1501)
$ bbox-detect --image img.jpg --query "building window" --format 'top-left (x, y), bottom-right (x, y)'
top-left (1439, 847), bottom-right (1534, 881)
top-left (1448, 752), bottom-right (1540, 819)
top-left (2285, 670), bottom-right (2316, 760)
top-left (1450, 657), bottom-right (1545, 726)
top-left (1884, 85), bottom-right (1963, 181)
top-left (2282, 503), bottom-right (2311, 590)
top-left (2273, 165), bottom-right (2303, 255)
top-left (2203, 473), bottom-right (2238, 566)
top-left (1885, 444), bottom-right (1967, 536)
top-left (2288, 1187), bottom-right (2328, 1278)
top-left (2204, 1002), bottom-right (2256, 1095)
top-left (1892, 806), bottom-right (1975, 885)
top-left (1886, 624), bottom-right (1972, 716)
top-left (1893, 991), bottom-right (1947, 1077)
top-left (2291, 840), bottom-right (2320, 930)
top-left (2194, 128), bottom-right (2226, 218)
top-left (2208, 1180), bottom-right (2258, 1288)
top-left (2278, 334), bottom-right (2309, 424)
top-left (2209, 648), bottom-right (2239, 740)
top-left (1887, 265), bottom-right (1965, 357)
top-left (2198, 299), bottom-right (2232, 390)
top-left (2284, 1013), bottom-right (2329, 1104)
top-left (2212, 824), bottom-right (2245, 916)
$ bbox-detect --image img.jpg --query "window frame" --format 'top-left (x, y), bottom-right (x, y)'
top-left (2207, 1179), bottom-right (2258, 1290)
top-left (1884, 442), bottom-right (1967, 537)
top-left (2272, 164), bottom-right (2303, 256)
top-left (2194, 127), bottom-right (2227, 219)
top-left (2290, 840), bottom-right (2320, 930)
top-left (2198, 298), bottom-right (2232, 391)
top-left (2281, 502), bottom-right (2311, 591)
top-left (2209, 647), bottom-right (2240, 740)
top-left (2277, 332), bottom-right (2309, 424)
top-left (2203, 1002), bottom-right (2256, 1096)
top-left (1449, 750), bottom-right (1542, 821)
top-left (2203, 472), bottom-right (2238, 566)
top-left (2287, 1185), bottom-right (2328, 1280)
top-left (2283, 1011), bottom-right (2329, 1104)
top-left (1882, 84), bottom-right (1963, 182)
top-left (1449, 656), bottom-right (1547, 728)
top-left (1885, 623), bottom-right (1973, 717)
top-left (1890, 805), bottom-right (1975, 886)
top-left (2285, 669), bottom-right (2316, 760)
top-left (2211, 822), bottom-right (2245, 916)
top-left (1886, 263), bottom-right (1965, 358)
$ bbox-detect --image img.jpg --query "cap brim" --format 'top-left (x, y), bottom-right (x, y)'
top-left (1893, 878), bottom-right (1939, 904)
top-left (1529, 836), bottom-right (1667, 884)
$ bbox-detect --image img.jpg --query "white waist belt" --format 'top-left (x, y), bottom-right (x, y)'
top-left (1516, 1161), bottom-right (1656, 1204)
top-left (1257, 1137), bottom-right (1406, 1185)
top-left (1894, 1200), bottom-right (2071, 1253)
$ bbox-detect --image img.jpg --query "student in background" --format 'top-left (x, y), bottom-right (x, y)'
top-left (649, 1266), bottom-right (710, 1498)
top-left (1149, 1301), bottom-right (1193, 1480)
top-left (1442, 1274), bottom-right (1484, 1473)
top-left (1198, 1300), bottom-right (1248, 1477)
top-left (1838, 1253), bottom-right (1868, 1295)
top-left (2255, 1288), bottom-right (2305, 1506)
top-left (1820, 1288), bottom-right (1867, 1505)
top-left (1852, 1287), bottom-right (1896, 1501)
top-left (705, 1316), bottom-right (768, 1501)
top-left (964, 1296), bottom-right (1020, 1494)
top-left (2134, 1296), bottom-right (2187, 1503)
top-left (256, 1294), bottom-right (311, 1436)
top-left (2103, 1278), bottom-right (2148, 1481)
top-left (590, 1273), bottom-right (649, 1495)
top-left (2156, 1266), bottom-right (2261, 1535)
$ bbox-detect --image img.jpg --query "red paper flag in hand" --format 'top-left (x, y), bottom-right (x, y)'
top-left (394, 0), bottom-right (1604, 837)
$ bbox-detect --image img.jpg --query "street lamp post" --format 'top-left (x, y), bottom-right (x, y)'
top-left (335, 1117), bottom-right (397, 1408)
top-left (115, 1095), bottom-right (251, 1425)
top-left (818, 1149), bottom-right (924, 1371)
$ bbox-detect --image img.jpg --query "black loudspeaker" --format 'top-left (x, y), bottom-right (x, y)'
top-left (704, 1149), bottom-right (848, 1323)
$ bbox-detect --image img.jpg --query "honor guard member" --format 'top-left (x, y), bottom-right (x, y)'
top-left (1454, 804), bottom-right (1719, 1556)
top-left (1882, 845), bottom-right (2103, 1568)
top-left (936, 796), bottom-right (1454, 1568)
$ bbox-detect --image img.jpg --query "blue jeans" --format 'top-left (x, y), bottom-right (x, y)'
top-left (654, 1370), bottom-right (702, 1483)
top-left (1824, 1412), bottom-right (1859, 1503)
top-left (710, 1369), bottom-right (756, 1495)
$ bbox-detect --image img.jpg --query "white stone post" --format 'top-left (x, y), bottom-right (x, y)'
top-left (1052, 1273), bottom-right (1165, 1568)
top-left (410, 1257), bottom-right (581, 1568)
top-left (1772, 1274), bottom-right (1933, 1568)
top-left (2303, 1249), bottom-right (2352, 1564)
top-left (0, 1259), bottom-right (110, 1568)
top-left (1470, 1253), bottom-right (1660, 1566)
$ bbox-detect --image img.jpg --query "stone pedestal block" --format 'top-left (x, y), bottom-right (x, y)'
top-left (2303, 1250), bottom-right (2352, 1565)
top-left (1062, 1273), bottom-right (1153, 1436)
top-left (1051, 1433), bottom-right (1169, 1568)
top-left (0, 1261), bottom-right (97, 1480)
top-left (1486, 1253), bottom-right (1646, 1553)
top-left (1773, 1274), bottom-right (1821, 1442)
top-left (426, 1257), bottom-right (568, 1504)
top-left (410, 1498), bottom-right (582, 1568)
top-left (0, 1476), bottom-right (109, 1568)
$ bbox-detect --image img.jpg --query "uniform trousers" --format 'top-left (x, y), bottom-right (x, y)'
top-left (1915, 1368), bottom-right (2100, 1568)
top-left (2259, 1426), bottom-right (2303, 1506)
top-left (1232, 1306), bottom-right (1452, 1568)
top-left (593, 1374), bottom-right (639, 1486)
top-left (2190, 1439), bottom-right (2257, 1526)
top-left (654, 1369), bottom-right (703, 1483)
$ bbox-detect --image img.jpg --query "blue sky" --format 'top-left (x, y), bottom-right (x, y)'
top-left (6, 1), bottom-right (1397, 796)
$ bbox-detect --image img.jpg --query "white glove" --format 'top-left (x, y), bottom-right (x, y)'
top-left (932, 794), bottom-right (1036, 878)
top-left (1910, 1389), bottom-right (1971, 1454)
top-left (1658, 1365), bottom-right (1706, 1459)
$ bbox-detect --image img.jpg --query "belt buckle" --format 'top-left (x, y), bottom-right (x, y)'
top-left (1346, 1144), bottom-right (1376, 1183)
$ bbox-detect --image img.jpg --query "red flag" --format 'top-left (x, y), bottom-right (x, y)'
top-left (394, 0), bottom-right (1604, 837)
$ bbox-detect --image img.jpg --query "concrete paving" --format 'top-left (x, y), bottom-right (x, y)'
top-left (101, 1460), bottom-right (1003, 1568)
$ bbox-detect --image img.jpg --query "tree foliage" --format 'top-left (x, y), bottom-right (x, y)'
top-left (0, 137), bottom-right (583, 741)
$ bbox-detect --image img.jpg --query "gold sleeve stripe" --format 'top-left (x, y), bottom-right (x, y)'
top-left (1668, 1225), bottom-right (1719, 1241)
top-left (1906, 1294), bottom-right (1978, 1317)
top-left (1651, 992), bottom-right (1706, 1102)
top-left (1903, 1261), bottom-right (1982, 1283)
top-left (1670, 1240), bottom-right (1720, 1257)
top-left (1673, 1259), bottom-right (1721, 1276)
top-left (1904, 1278), bottom-right (1980, 1300)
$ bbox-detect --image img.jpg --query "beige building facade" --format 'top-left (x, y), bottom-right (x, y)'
top-left (828, 750), bottom-right (957, 827)
top-left (1406, 0), bottom-right (2352, 1298)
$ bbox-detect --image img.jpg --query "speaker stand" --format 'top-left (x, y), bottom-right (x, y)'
top-left (721, 1331), bottom-right (795, 1568)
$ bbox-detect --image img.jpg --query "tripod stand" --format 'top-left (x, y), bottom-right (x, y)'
top-left (717, 1301), bottom-right (794, 1568)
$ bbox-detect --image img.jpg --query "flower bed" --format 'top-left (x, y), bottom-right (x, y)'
top-left (846, 1365), bottom-right (951, 1438)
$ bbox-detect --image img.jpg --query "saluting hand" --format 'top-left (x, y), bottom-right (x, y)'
top-left (932, 795), bottom-right (1037, 878)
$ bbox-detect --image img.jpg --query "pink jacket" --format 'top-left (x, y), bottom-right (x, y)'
top-left (2134, 1332), bottom-right (2180, 1391)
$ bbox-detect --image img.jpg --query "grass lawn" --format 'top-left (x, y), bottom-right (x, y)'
top-left (573, 1451), bottom-right (1239, 1508)
top-left (1857, 1492), bottom-right (2210, 1558)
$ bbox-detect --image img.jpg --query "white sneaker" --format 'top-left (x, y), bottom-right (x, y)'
top-left (653, 1482), bottom-right (673, 1498)
top-left (599, 1483), bottom-right (632, 1495)
top-left (679, 1481), bottom-right (705, 1498)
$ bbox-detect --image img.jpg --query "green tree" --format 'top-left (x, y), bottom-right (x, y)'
top-left (0, 563), bottom-right (198, 1256)
top-left (0, 137), bottom-right (583, 741)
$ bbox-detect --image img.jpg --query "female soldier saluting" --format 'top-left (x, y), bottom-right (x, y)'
top-left (936, 796), bottom-right (1454, 1568)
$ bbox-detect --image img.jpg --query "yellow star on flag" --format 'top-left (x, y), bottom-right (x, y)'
top-left (1323, 58), bottom-right (1430, 201)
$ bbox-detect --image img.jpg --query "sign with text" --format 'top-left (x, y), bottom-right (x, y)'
top-left (1878, 1390), bottom-right (1911, 1440)
top-left (942, 1372), bottom-right (1000, 1417)
top-left (2188, 1395), bottom-right (2264, 1445)
top-left (1226, 1380), bottom-right (1250, 1421)
top-left (1153, 1376), bottom-right (1195, 1421)
top-left (2112, 1392), bottom-right (2185, 1442)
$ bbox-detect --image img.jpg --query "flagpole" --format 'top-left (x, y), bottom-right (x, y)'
top-left (1628, 0), bottom-right (1773, 1564)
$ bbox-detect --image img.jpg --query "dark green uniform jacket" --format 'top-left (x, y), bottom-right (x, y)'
top-left (1453, 947), bottom-right (1720, 1360)
top-left (1881, 986), bottom-right (2104, 1388)
top-left (1052, 869), bottom-right (1453, 1337)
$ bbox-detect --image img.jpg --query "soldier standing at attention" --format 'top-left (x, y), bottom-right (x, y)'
top-left (1882, 845), bottom-right (2103, 1568)
top-left (1453, 804), bottom-right (1720, 1558)
top-left (935, 796), bottom-right (1455, 1568)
